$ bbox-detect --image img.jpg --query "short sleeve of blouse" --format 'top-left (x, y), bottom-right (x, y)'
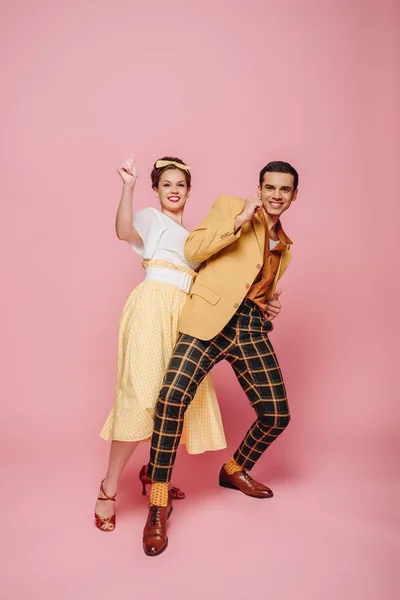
top-left (129, 207), bottom-right (162, 257)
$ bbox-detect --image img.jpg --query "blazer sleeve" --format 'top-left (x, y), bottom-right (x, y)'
top-left (184, 196), bottom-right (244, 263)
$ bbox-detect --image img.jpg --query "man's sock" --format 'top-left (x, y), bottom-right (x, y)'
top-left (224, 457), bottom-right (243, 475)
top-left (149, 482), bottom-right (169, 507)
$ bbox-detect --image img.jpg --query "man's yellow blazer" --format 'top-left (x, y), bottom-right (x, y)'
top-left (179, 195), bottom-right (292, 340)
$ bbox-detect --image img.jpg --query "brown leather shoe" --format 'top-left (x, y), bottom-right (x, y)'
top-left (143, 493), bottom-right (173, 557)
top-left (219, 466), bottom-right (274, 498)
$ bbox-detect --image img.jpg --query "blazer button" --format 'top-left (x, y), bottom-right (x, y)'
top-left (256, 264), bottom-right (261, 269)
top-left (234, 303), bottom-right (239, 308)
top-left (245, 283), bottom-right (250, 289)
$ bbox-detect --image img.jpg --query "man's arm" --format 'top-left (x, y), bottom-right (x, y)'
top-left (185, 195), bottom-right (262, 263)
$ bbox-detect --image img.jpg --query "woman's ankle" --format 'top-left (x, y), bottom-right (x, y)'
top-left (101, 477), bottom-right (119, 497)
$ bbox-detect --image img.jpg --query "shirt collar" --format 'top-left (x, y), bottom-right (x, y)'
top-left (276, 220), bottom-right (293, 245)
top-left (258, 210), bottom-right (293, 246)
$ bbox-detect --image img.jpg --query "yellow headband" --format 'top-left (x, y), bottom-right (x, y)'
top-left (155, 160), bottom-right (191, 172)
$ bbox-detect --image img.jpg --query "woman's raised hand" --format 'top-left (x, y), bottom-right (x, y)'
top-left (117, 154), bottom-right (138, 185)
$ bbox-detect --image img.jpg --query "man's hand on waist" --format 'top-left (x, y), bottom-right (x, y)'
top-left (265, 289), bottom-right (282, 320)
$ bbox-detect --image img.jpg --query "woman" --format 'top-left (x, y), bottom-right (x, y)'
top-left (95, 154), bottom-right (226, 531)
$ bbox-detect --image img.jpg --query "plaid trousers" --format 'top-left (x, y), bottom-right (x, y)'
top-left (148, 299), bottom-right (290, 482)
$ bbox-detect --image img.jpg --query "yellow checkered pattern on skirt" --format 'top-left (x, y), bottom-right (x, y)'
top-left (100, 279), bottom-right (227, 454)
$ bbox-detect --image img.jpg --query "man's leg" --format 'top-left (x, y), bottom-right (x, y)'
top-left (228, 336), bottom-right (290, 469)
top-left (148, 329), bottom-right (233, 487)
top-left (221, 308), bottom-right (290, 496)
top-left (143, 331), bottom-right (231, 556)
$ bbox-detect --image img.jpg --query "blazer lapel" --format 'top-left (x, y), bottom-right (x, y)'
top-left (270, 246), bottom-right (292, 295)
top-left (251, 213), bottom-right (265, 259)
top-left (279, 246), bottom-right (292, 278)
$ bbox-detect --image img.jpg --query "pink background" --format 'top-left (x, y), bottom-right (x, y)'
top-left (1, 0), bottom-right (398, 598)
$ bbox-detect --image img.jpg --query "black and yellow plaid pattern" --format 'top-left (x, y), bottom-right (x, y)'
top-left (148, 299), bottom-right (290, 482)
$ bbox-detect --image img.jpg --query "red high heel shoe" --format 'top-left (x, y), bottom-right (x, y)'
top-left (94, 480), bottom-right (116, 532)
top-left (139, 464), bottom-right (185, 500)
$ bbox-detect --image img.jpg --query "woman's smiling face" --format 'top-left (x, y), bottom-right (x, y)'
top-left (154, 168), bottom-right (189, 213)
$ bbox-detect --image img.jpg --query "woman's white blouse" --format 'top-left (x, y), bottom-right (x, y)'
top-left (130, 207), bottom-right (200, 271)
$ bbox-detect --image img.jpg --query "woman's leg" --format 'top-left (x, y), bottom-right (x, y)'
top-left (95, 440), bottom-right (140, 518)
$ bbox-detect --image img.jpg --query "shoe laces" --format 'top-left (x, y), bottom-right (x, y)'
top-left (242, 470), bottom-right (253, 483)
top-left (149, 505), bottom-right (161, 527)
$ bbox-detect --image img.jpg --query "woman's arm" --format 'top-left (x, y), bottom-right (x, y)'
top-left (115, 154), bottom-right (141, 244)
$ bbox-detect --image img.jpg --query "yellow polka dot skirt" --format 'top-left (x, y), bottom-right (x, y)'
top-left (99, 280), bottom-right (227, 454)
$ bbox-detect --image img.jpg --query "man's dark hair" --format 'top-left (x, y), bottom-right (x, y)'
top-left (259, 161), bottom-right (299, 190)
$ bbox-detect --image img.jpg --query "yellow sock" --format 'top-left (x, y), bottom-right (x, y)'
top-left (224, 457), bottom-right (243, 475)
top-left (149, 482), bottom-right (169, 507)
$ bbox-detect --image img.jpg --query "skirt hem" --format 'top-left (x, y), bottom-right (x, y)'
top-left (99, 433), bottom-right (227, 455)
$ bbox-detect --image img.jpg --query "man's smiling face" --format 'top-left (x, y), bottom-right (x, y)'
top-left (259, 171), bottom-right (298, 218)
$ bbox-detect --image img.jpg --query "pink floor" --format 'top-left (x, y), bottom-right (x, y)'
top-left (6, 438), bottom-right (398, 600)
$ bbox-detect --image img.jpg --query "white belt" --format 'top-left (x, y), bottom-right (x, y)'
top-left (144, 266), bottom-right (194, 293)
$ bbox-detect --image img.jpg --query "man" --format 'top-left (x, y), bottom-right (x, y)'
top-left (143, 161), bottom-right (299, 556)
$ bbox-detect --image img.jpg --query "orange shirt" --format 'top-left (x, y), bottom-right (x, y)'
top-left (246, 210), bottom-right (292, 312)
